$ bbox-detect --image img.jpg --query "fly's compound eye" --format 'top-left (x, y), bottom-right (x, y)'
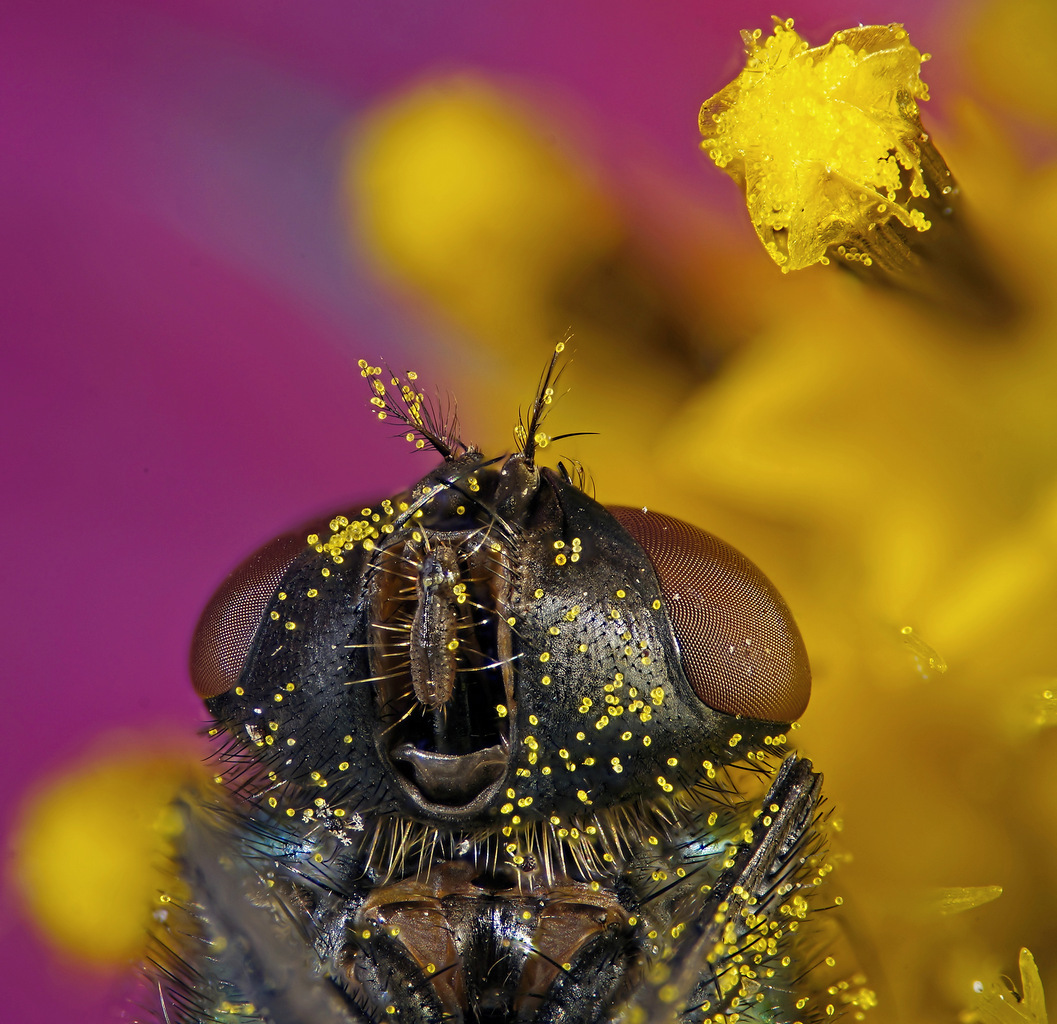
top-left (607, 506), bottom-right (810, 723)
top-left (189, 533), bottom-right (308, 698)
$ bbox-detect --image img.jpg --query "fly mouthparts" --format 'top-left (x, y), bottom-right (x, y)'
top-left (391, 743), bottom-right (507, 804)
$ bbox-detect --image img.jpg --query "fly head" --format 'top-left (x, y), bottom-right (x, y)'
top-left (189, 354), bottom-right (811, 836)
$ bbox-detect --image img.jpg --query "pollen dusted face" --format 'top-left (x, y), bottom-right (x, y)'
top-left (190, 352), bottom-right (810, 833)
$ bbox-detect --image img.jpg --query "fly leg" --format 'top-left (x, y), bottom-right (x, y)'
top-left (159, 794), bottom-right (372, 1024)
top-left (627, 755), bottom-right (825, 1024)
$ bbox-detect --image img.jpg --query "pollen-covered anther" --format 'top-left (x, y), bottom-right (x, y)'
top-left (699, 17), bottom-right (1015, 324)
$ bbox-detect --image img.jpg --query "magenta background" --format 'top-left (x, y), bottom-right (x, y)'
top-left (1, 1), bottom-right (952, 1019)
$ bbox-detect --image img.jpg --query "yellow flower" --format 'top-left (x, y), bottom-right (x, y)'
top-left (12, 745), bottom-right (204, 965)
top-left (17, 8), bottom-right (1055, 1023)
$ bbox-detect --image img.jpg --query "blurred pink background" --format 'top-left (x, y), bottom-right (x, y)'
top-left (1, 1), bottom-right (952, 1020)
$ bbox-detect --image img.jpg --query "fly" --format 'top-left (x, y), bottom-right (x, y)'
top-left (147, 344), bottom-right (872, 1023)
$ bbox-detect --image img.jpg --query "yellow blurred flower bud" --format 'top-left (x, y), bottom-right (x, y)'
top-left (345, 73), bottom-right (734, 458)
top-left (347, 75), bottom-right (619, 323)
top-left (12, 743), bottom-right (203, 966)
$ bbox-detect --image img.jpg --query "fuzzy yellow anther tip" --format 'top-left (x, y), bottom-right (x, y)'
top-left (700, 17), bottom-right (933, 272)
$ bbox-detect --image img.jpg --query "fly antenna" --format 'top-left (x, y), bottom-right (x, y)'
top-left (358, 360), bottom-right (469, 459)
top-left (515, 335), bottom-right (571, 466)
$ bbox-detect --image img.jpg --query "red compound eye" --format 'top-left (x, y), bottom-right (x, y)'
top-left (189, 533), bottom-right (308, 698)
top-left (607, 506), bottom-right (810, 723)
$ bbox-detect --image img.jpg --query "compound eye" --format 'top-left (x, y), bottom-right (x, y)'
top-left (607, 506), bottom-right (810, 723)
top-left (189, 533), bottom-right (308, 699)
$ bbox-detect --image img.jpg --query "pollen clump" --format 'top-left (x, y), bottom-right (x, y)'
top-left (700, 18), bottom-right (932, 272)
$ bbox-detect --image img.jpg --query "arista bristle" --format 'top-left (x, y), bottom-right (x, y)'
top-left (358, 359), bottom-right (468, 460)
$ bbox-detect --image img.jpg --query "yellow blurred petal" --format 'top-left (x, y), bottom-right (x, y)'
top-left (11, 743), bottom-right (202, 965)
top-left (967, 949), bottom-right (1049, 1024)
top-left (929, 476), bottom-right (1057, 668)
top-left (967, 0), bottom-right (1057, 128)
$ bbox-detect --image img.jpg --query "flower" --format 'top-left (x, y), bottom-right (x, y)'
top-left (12, 749), bottom-right (202, 965)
